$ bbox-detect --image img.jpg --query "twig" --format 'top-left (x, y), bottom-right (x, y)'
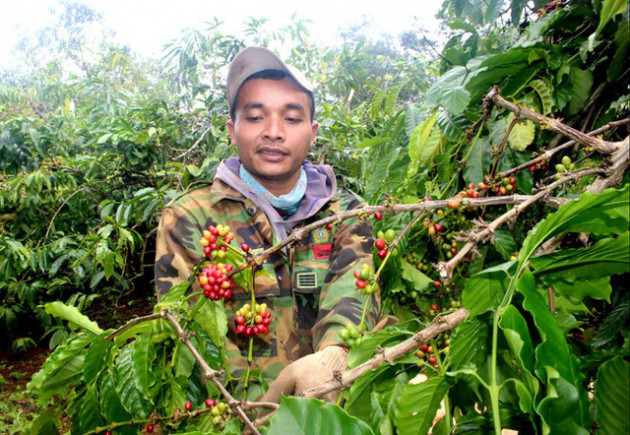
top-left (175, 125), bottom-right (213, 160)
top-left (486, 86), bottom-right (622, 154)
top-left (436, 167), bottom-right (606, 280)
top-left (106, 311), bottom-right (167, 341)
top-left (42, 187), bottom-right (90, 242)
top-left (228, 195), bottom-right (563, 278)
top-left (497, 118), bottom-right (629, 178)
top-left (548, 285), bottom-right (555, 314)
top-left (490, 117), bottom-right (518, 177)
top-left (300, 307), bottom-right (469, 398)
top-left (162, 311), bottom-right (261, 435)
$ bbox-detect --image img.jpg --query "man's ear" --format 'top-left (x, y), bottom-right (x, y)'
top-left (227, 119), bottom-right (235, 144)
top-left (310, 121), bottom-right (319, 147)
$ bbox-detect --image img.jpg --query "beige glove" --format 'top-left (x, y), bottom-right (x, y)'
top-left (260, 346), bottom-right (348, 403)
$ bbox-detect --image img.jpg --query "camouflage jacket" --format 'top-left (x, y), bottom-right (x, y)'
top-left (155, 159), bottom-right (378, 383)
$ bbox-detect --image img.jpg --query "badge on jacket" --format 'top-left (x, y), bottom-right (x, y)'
top-left (311, 227), bottom-right (332, 260)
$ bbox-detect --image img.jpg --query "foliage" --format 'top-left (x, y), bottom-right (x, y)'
top-left (1, 0), bottom-right (629, 433)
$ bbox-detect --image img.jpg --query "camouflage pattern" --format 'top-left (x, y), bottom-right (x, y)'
top-left (155, 176), bottom-right (378, 383)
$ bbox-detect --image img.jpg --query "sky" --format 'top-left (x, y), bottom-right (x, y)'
top-left (0, 0), bottom-right (443, 66)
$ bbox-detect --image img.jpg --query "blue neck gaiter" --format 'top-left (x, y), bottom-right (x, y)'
top-left (239, 165), bottom-right (307, 216)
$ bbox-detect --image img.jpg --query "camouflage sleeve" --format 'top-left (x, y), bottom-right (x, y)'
top-left (154, 206), bottom-right (202, 299)
top-left (311, 201), bottom-right (378, 351)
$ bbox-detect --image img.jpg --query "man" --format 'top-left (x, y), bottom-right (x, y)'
top-left (155, 46), bottom-right (378, 402)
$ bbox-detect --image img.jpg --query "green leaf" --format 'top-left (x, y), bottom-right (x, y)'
top-left (552, 277), bottom-right (612, 303)
top-left (78, 384), bottom-right (105, 433)
top-left (347, 322), bottom-right (415, 368)
top-left (449, 318), bottom-right (491, 387)
top-left (193, 299), bottom-right (227, 349)
top-left (371, 88), bottom-right (388, 119)
top-left (29, 407), bottom-right (60, 435)
top-left (532, 233), bottom-right (629, 286)
top-left (28, 332), bottom-right (95, 403)
top-left (569, 67), bottom-right (594, 114)
top-left (518, 187), bottom-right (629, 265)
top-left (44, 301), bottom-right (103, 335)
top-left (607, 15), bottom-right (629, 81)
top-left (394, 377), bottom-right (449, 435)
top-left (83, 333), bottom-right (110, 383)
top-left (493, 229), bottom-right (517, 260)
top-left (440, 86), bottom-right (471, 115)
top-left (596, 0), bottom-right (628, 36)
top-left (595, 356), bottom-right (630, 434)
top-left (99, 373), bottom-right (134, 433)
top-left (462, 262), bottom-right (514, 316)
top-left (385, 85), bottom-right (403, 115)
top-left (400, 260), bottom-right (432, 293)
top-left (267, 396), bottom-right (373, 435)
top-left (174, 339), bottom-right (197, 378)
top-left (519, 270), bottom-right (591, 430)
top-left (592, 300), bottom-right (629, 347)
top-left (528, 79), bottom-right (555, 114)
top-left (507, 116), bottom-right (536, 151)
top-left (499, 307), bottom-right (539, 411)
top-left (408, 112), bottom-right (440, 173)
top-left (463, 137), bottom-right (491, 186)
top-left (536, 366), bottom-right (590, 435)
top-left (115, 340), bottom-right (154, 418)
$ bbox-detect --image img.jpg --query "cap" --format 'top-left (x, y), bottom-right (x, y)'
top-left (226, 46), bottom-right (314, 112)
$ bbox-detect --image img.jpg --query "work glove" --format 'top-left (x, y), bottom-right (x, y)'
top-left (260, 345), bottom-right (348, 403)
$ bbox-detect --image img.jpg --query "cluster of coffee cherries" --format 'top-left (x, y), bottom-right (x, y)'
top-left (199, 224), bottom-right (235, 259)
top-left (554, 155), bottom-right (575, 179)
top-left (415, 340), bottom-right (449, 367)
top-left (339, 322), bottom-right (363, 347)
top-left (423, 217), bottom-right (446, 237)
top-left (374, 228), bottom-right (397, 259)
top-left (353, 263), bottom-right (378, 295)
top-left (206, 399), bottom-right (230, 429)
top-left (234, 303), bottom-right (272, 337)
top-left (537, 0), bottom-right (565, 18)
top-left (198, 263), bottom-right (234, 300)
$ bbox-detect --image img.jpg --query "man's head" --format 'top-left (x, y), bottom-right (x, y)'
top-left (226, 47), bottom-right (315, 122)
top-left (226, 47), bottom-right (318, 196)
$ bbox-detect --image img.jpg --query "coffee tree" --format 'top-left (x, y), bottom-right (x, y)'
top-left (0, 0), bottom-right (628, 433)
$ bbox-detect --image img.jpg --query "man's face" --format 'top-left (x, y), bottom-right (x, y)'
top-left (227, 77), bottom-right (318, 194)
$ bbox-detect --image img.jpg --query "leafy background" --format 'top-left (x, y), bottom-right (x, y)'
top-left (0, 0), bottom-right (628, 433)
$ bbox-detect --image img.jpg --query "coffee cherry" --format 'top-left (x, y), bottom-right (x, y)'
top-left (235, 303), bottom-right (272, 337)
top-left (353, 269), bottom-right (361, 279)
top-left (374, 211), bottom-right (383, 221)
top-left (384, 229), bottom-right (397, 242)
top-left (509, 177), bottom-right (517, 185)
top-left (378, 249), bottom-right (388, 259)
top-left (241, 243), bottom-right (250, 253)
top-left (326, 223), bottom-right (332, 230)
top-left (419, 344), bottom-right (429, 352)
top-left (450, 247), bottom-right (458, 255)
top-left (434, 224), bottom-right (444, 232)
top-left (448, 199), bottom-right (460, 209)
top-left (374, 238), bottom-right (386, 250)
top-left (433, 281), bottom-right (441, 287)
top-left (428, 357), bottom-right (438, 365)
top-left (562, 156), bottom-right (571, 167)
top-left (185, 401), bottom-right (192, 411)
top-left (146, 424), bottom-right (154, 433)
top-left (529, 165), bottom-right (537, 172)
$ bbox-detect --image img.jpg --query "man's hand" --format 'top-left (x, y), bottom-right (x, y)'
top-left (260, 346), bottom-right (348, 403)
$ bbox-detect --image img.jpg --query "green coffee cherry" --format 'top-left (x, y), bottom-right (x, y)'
top-left (555, 163), bottom-right (566, 172)
top-left (562, 156), bottom-right (571, 167)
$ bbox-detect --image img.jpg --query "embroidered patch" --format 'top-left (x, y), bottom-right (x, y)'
top-left (313, 244), bottom-right (332, 260)
top-left (311, 228), bottom-right (331, 245)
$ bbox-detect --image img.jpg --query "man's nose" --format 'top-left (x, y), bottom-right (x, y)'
top-left (263, 116), bottom-right (284, 141)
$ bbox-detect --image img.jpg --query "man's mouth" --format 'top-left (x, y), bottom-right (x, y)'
top-left (257, 147), bottom-right (288, 156)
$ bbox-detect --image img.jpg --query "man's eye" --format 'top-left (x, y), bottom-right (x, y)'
top-left (286, 117), bottom-right (302, 123)
top-left (246, 116), bottom-right (261, 122)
